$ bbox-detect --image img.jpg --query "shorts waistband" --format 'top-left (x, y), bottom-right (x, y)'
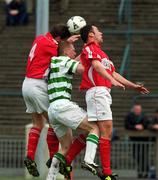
top-left (49, 96), bottom-right (70, 103)
top-left (25, 77), bottom-right (46, 82)
top-left (87, 86), bottom-right (111, 93)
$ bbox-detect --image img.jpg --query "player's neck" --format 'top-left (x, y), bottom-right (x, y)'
top-left (88, 39), bottom-right (100, 46)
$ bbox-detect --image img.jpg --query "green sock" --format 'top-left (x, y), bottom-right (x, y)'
top-left (54, 152), bottom-right (66, 164)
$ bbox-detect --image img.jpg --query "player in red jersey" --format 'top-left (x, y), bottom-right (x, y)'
top-left (22, 24), bottom-right (80, 177)
top-left (79, 25), bottom-right (150, 180)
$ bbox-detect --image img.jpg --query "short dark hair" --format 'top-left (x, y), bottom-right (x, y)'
top-left (50, 24), bottom-right (71, 40)
top-left (80, 25), bottom-right (93, 43)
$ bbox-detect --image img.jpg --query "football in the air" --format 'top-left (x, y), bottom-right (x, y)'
top-left (67, 16), bottom-right (87, 34)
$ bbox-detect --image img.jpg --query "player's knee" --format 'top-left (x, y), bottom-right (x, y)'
top-left (98, 121), bottom-right (113, 138)
top-left (85, 122), bottom-right (99, 136)
top-left (79, 118), bottom-right (99, 135)
top-left (32, 114), bottom-right (45, 129)
top-left (100, 131), bottom-right (112, 139)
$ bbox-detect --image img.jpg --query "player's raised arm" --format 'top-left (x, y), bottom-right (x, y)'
top-left (92, 60), bottom-right (125, 89)
top-left (112, 71), bottom-right (150, 94)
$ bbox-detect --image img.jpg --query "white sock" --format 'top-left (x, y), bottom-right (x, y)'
top-left (46, 157), bottom-right (60, 180)
top-left (84, 134), bottom-right (98, 164)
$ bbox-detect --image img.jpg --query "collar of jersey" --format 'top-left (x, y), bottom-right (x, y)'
top-left (84, 41), bottom-right (100, 48)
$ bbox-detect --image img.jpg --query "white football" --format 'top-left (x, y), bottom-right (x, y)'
top-left (67, 16), bottom-right (87, 34)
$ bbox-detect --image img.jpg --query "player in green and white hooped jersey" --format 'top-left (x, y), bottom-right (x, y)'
top-left (46, 41), bottom-right (100, 180)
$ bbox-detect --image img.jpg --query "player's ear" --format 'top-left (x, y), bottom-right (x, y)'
top-left (88, 32), bottom-right (94, 38)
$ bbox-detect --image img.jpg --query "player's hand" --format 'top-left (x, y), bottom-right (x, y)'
top-left (67, 35), bottom-right (80, 43)
top-left (135, 84), bottom-right (150, 94)
top-left (111, 79), bottom-right (125, 90)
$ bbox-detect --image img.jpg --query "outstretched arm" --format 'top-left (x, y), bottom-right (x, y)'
top-left (92, 60), bottom-right (125, 89)
top-left (112, 71), bottom-right (150, 94)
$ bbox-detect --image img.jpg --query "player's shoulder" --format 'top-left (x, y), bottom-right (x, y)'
top-left (34, 35), bottom-right (57, 52)
top-left (34, 34), bottom-right (51, 43)
top-left (84, 42), bottom-right (98, 51)
top-left (32, 35), bottom-right (45, 46)
top-left (35, 34), bottom-right (45, 41)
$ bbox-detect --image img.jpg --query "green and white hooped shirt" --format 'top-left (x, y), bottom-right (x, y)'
top-left (48, 56), bottom-right (79, 103)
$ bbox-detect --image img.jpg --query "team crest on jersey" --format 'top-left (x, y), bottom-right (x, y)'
top-left (101, 58), bottom-right (113, 70)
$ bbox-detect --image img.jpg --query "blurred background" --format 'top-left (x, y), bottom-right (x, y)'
top-left (0, 0), bottom-right (158, 179)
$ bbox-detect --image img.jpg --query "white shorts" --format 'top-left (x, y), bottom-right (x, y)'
top-left (86, 86), bottom-right (112, 121)
top-left (22, 77), bottom-right (49, 113)
top-left (48, 99), bottom-right (87, 138)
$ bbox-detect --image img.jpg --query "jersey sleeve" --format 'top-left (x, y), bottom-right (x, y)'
top-left (111, 65), bottom-right (115, 72)
top-left (64, 57), bottom-right (79, 74)
top-left (85, 44), bottom-right (101, 61)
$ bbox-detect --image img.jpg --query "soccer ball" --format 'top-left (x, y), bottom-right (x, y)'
top-left (67, 16), bottom-right (87, 34)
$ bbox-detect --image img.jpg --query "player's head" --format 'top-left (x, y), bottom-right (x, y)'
top-left (50, 24), bottom-right (71, 42)
top-left (58, 41), bottom-right (76, 59)
top-left (80, 25), bottom-right (103, 44)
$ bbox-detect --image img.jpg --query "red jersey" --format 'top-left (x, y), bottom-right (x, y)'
top-left (26, 32), bottom-right (58, 79)
top-left (80, 42), bottom-right (115, 90)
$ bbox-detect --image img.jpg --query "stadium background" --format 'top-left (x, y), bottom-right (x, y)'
top-left (0, 0), bottom-right (158, 179)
